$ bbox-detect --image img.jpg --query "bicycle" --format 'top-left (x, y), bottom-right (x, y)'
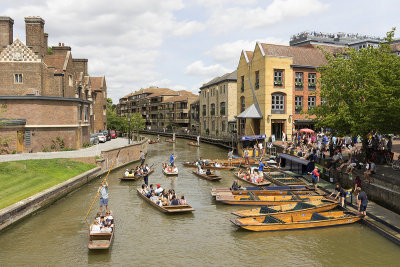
top-left (392, 156), bottom-right (400, 171)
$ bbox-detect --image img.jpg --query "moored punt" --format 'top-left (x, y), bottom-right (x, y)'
top-left (234, 172), bottom-right (271, 187)
top-left (192, 170), bottom-right (221, 181)
top-left (165, 138), bottom-right (175, 143)
top-left (183, 162), bottom-right (236, 170)
top-left (88, 219), bottom-right (114, 250)
top-left (263, 172), bottom-right (307, 186)
top-left (213, 189), bottom-right (319, 198)
top-left (210, 185), bottom-right (309, 197)
top-left (230, 210), bottom-right (362, 231)
top-left (231, 199), bottom-right (338, 217)
top-left (216, 193), bottom-right (324, 206)
top-left (162, 165), bottom-right (178, 176)
top-left (120, 169), bottom-right (154, 181)
top-left (188, 142), bottom-right (200, 147)
top-left (136, 188), bottom-right (194, 213)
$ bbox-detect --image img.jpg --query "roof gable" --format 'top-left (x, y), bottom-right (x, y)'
top-left (0, 38), bottom-right (40, 63)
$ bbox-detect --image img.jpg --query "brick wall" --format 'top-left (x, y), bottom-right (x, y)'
top-left (0, 62), bottom-right (43, 95)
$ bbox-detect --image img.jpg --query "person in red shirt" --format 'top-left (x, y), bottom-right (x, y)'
top-left (312, 167), bottom-right (320, 191)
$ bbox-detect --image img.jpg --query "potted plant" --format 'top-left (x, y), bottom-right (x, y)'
top-left (274, 80), bottom-right (283, 86)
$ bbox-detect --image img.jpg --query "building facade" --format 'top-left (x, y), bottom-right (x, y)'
top-left (199, 71), bottom-right (237, 137)
top-left (0, 16), bottom-right (107, 153)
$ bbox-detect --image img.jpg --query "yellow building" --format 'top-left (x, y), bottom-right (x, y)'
top-left (236, 42), bottom-right (327, 147)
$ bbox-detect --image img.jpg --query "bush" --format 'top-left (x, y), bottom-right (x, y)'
top-left (60, 147), bottom-right (76, 151)
top-left (12, 150), bottom-right (16, 154)
top-left (83, 142), bottom-right (92, 148)
top-left (42, 146), bottom-right (50, 152)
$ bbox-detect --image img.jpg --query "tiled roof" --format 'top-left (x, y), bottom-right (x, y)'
top-left (260, 43), bottom-right (328, 67)
top-left (44, 54), bottom-right (67, 74)
top-left (161, 91), bottom-right (197, 103)
top-left (200, 70), bottom-right (237, 89)
top-left (245, 51), bottom-right (254, 62)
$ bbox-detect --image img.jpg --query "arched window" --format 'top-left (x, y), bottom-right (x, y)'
top-left (271, 93), bottom-right (285, 114)
top-left (240, 96), bottom-right (245, 112)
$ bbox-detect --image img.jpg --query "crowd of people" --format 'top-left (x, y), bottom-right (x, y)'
top-left (91, 210), bottom-right (114, 234)
top-left (125, 164), bottom-right (150, 177)
top-left (140, 184), bottom-right (186, 207)
top-left (236, 168), bottom-right (266, 184)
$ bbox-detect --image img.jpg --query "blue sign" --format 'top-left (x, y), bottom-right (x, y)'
top-left (240, 135), bottom-right (266, 141)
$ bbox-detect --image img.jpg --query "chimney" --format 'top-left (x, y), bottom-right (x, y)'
top-left (44, 33), bottom-right (48, 55)
top-left (25, 16), bottom-right (45, 58)
top-left (51, 44), bottom-right (71, 56)
top-left (72, 58), bottom-right (88, 76)
top-left (0, 16), bottom-right (14, 52)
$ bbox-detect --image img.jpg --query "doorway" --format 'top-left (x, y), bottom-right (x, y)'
top-left (271, 121), bottom-right (283, 140)
top-left (17, 130), bottom-right (24, 153)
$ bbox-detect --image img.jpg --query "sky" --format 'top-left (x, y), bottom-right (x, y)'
top-left (1, 0), bottom-right (399, 103)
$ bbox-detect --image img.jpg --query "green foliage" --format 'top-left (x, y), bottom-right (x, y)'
top-left (12, 150), bottom-right (16, 154)
top-left (47, 47), bottom-right (53, 55)
top-left (60, 147), bottom-right (76, 151)
top-left (106, 98), bottom-right (128, 132)
top-left (51, 136), bottom-right (65, 150)
top-left (82, 142), bottom-right (92, 148)
top-left (130, 112), bottom-right (145, 140)
top-left (0, 159), bottom-right (96, 209)
top-left (42, 146), bottom-right (51, 152)
top-left (308, 28), bottom-right (400, 139)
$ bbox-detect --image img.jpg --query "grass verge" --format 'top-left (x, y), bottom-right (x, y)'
top-left (0, 158), bottom-right (96, 210)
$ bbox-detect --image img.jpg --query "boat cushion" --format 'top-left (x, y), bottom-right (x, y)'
top-left (289, 202), bottom-right (316, 211)
top-left (260, 206), bottom-right (278, 214)
top-left (262, 215), bottom-right (284, 224)
top-left (310, 213), bottom-right (330, 221)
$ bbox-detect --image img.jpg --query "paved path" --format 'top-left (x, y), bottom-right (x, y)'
top-left (0, 138), bottom-right (131, 162)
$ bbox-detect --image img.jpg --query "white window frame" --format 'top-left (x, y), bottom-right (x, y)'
top-left (14, 73), bottom-right (23, 84)
top-left (272, 94), bottom-right (285, 111)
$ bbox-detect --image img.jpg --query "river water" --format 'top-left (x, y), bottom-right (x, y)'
top-left (0, 137), bottom-right (399, 266)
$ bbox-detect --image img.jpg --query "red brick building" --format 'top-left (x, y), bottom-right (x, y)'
top-left (0, 16), bottom-right (107, 153)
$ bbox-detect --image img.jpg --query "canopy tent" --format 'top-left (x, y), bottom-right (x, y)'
top-left (240, 135), bottom-right (266, 141)
top-left (237, 104), bottom-right (263, 119)
top-left (299, 128), bottom-right (315, 134)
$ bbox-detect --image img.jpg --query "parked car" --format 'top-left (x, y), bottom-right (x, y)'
top-left (90, 134), bottom-right (99, 145)
top-left (109, 130), bottom-right (117, 139)
top-left (101, 130), bottom-right (111, 141)
top-left (97, 132), bottom-right (107, 143)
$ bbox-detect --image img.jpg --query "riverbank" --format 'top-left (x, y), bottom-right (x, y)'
top-left (0, 159), bottom-right (96, 209)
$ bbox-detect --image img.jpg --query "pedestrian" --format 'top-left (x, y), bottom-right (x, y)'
top-left (282, 131), bottom-right (286, 143)
top-left (387, 136), bottom-right (392, 153)
top-left (140, 150), bottom-right (145, 165)
top-left (329, 183), bottom-right (346, 207)
top-left (356, 187), bottom-right (368, 216)
top-left (311, 167), bottom-right (320, 191)
top-left (228, 149), bottom-right (233, 166)
top-left (98, 180), bottom-right (109, 214)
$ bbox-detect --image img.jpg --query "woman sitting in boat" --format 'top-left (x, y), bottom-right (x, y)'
top-left (91, 220), bottom-right (102, 234)
top-left (179, 195), bottom-right (186, 205)
top-left (206, 169), bottom-right (212, 176)
top-left (197, 165), bottom-right (204, 174)
top-left (214, 162), bottom-right (222, 167)
top-left (173, 166), bottom-right (178, 173)
top-left (146, 184), bottom-right (155, 198)
top-left (150, 191), bottom-right (161, 206)
top-left (124, 169), bottom-right (130, 177)
top-left (104, 211), bottom-right (114, 229)
top-left (141, 184), bottom-right (149, 195)
top-left (170, 195), bottom-right (180, 205)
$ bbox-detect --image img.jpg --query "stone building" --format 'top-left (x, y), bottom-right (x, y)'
top-left (0, 16), bottom-right (107, 153)
top-left (199, 70), bottom-right (237, 137)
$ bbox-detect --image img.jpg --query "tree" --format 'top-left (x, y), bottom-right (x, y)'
top-left (106, 98), bottom-right (127, 132)
top-left (308, 29), bottom-right (400, 149)
top-left (130, 113), bottom-right (145, 141)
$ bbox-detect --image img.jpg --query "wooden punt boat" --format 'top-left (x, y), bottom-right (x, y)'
top-left (183, 162), bottom-right (236, 170)
top-left (88, 219), bottom-right (114, 250)
top-left (230, 210), bottom-right (362, 231)
top-left (210, 185), bottom-right (309, 197)
top-left (234, 172), bottom-right (271, 187)
top-left (213, 189), bottom-right (319, 199)
top-left (165, 138), bottom-right (175, 143)
top-left (263, 172), bottom-right (307, 186)
top-left (192, 170), bottom-right (221, 181)
top-left (216, 193), bottom-right (324, 206)
top-left (120, 169), bottom-right (154, 181)
top-left (231, 199), bottom-right (338, 217)
top-left (162, 166), bottom-right (178, 175)
top-left (136, 188), bottom-right (194, 213)
top-left (188, 142), bottom-right (200, 147)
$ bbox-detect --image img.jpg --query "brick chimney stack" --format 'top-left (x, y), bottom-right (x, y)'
top-left (44, 33), bottom-right (48, 55)
top-left (25, 16), bottom-right (45, 58)
top-left (73, 58), bottom-right (89, 76)
top-left (0, 16), bottom-right (14, 52)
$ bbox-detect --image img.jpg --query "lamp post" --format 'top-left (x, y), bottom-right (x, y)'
top-left (128, 113), bottom-right (131, 144)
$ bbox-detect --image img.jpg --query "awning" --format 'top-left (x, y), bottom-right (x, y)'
top-left (279, 153), bottom-right (310, 165)
top-left (241, 134), bottom-right (266, 141)
top-left (237, 104), bottom-right (263, 119)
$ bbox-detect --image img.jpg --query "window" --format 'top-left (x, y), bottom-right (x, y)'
top-left (308, 73), bottom-right (316, 90)
top-left (219, 86), bottom-right (222, 94)
top-left (222, 121), bottom-right (226, 132)
top-left (78, 105), bottom-right (82, 121)
top-left (220, 102), bottom-right (225, 115)
top-left (202, 105), bottom-right (206, 116)
top-left (14, 74), bottom-right (23, 84)
top-left (203, 120), bottom-right (206, 130)
top-left (212, 120), bottom-right (215, 131)
top-left (255, 71), bottom-right (259, 89)
top-left (211, 103), bottom-right (215, 116)
top-left (274, 70), bottom-right (283, 87)
top-left (271, 94), bottom-right (285, 114)
top-left (84, 106), bottom-right (89, 122)
top-left (240, 96), bottom-right (245, 112)
top-left (239, 119), bottom-right (245, 135)
top-left (241, 76), bottom-right (244, 92)
top-left (69, 75), bottom-right (73, 87)
top-left (308, 96), bottom-right (316, 109)
top-left (295, 96), bottom-right (303, 114)
top-left (223, 85), bottom-right (226, 94)
top-left (295, 72), bottom-right (303, 90)
top-left (103, 105), bottom-right (106, 116)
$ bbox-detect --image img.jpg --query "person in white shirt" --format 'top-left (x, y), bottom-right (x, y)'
top-left (91, 220), bottom-right (101, 234)
top-left (155, 184), bottom-right (163, 195)
top-left (124, 169), bottom-right (130, 177)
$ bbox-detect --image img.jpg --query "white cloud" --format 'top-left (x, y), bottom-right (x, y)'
top-left (207, 0), bottom-right (330, 33)
top-left (185, 60), bottom-right (230, 78)
top-left (206, 37), bottom-right (288, 66)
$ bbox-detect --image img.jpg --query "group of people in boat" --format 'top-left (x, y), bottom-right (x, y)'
top-left (125, 164), bottom-right (150, 177)
top-left (162, 162), bottom-right (178, 173)
top-left (237, 168), bottom-right (266, 184)
top-left (141, 184), bottom-right (186, 207)
top-left (193, 158), bottom-right (224, 167)
top-left (197, 165), bottom-right (212, 176)
top-left (91, 210), bottom-right (114, 234)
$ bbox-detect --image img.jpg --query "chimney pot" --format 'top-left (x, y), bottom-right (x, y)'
top-left (62, 43), bottom-right (64, 46)
top-left (59, 42), bottom-right (61, 46)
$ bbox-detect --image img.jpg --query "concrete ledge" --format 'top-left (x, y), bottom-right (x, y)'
top-left (0, 167), bottom-right (101, 232)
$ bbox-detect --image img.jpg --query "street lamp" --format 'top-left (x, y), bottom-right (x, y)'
top-left (128, 113), bottom-right (131, 144)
